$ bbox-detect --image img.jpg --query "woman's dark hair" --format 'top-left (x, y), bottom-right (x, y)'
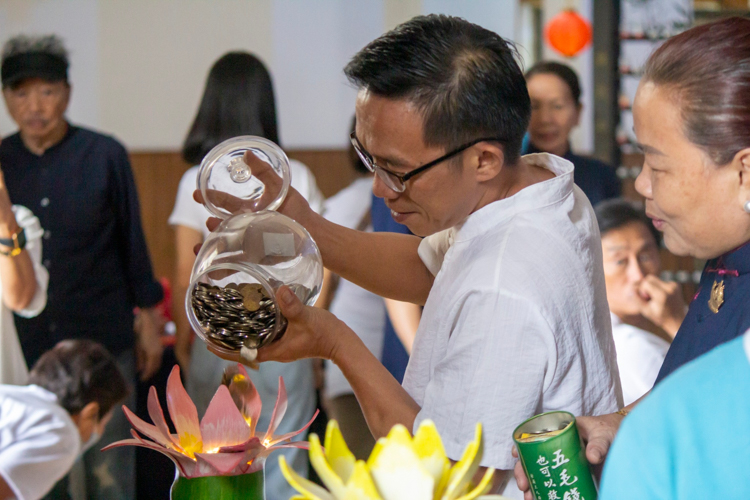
top-left (345, 14), bottom-right (530, 165)
top-left (183, 52), bottom-right (279, 165)
top-left (525, 61), bottom-right (581, 104)
top-left (643, 17), bottom-right (750, 166)
top-left (595, 198), bottom-right (660, 246)
top-left (28, 340), bottom-right (130, 418)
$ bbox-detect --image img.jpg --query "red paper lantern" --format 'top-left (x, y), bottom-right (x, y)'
top-left (545, 9), bottom-right (593, 57)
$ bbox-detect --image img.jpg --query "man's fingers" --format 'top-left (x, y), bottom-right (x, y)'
top-left (276, 285), bottom-right (305, 320)
top-left (513, 458), bottom-right (529, 490)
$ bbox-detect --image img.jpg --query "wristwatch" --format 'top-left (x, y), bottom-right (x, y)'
top-left (0, 227), bottom-right (26, 257)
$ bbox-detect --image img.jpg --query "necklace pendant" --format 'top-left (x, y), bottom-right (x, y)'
top-left (708, 280), bottom-right (725, 314)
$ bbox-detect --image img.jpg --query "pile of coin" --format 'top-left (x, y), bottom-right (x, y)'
top-left (191, 282), bottom-right (286, 351)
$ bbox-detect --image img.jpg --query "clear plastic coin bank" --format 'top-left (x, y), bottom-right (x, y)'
top-left (186, 136), bottom-right (323, 361)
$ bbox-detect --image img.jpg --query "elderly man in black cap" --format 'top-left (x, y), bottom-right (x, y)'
top-left (0, 35), bottom-right (163, 500)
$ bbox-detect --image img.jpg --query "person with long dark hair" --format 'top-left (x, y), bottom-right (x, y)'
top-left (168, 51), bottom-right (323, 500)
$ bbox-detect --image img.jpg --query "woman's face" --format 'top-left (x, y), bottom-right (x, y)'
top-left (602, 221), bottom-right (661, 318)
top-left (527, 73), bottom-right (581, 157)
top-left (633, 82), bottom-right (750, 259)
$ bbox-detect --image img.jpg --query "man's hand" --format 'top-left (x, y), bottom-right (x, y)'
top-left (0, 166), bottom-right (19, 236)
top-left (135, 307), bottom-right (165, 381)
top-left (207, 286), bottom-right (347, 368)
top-left (637, 275), bottom-right (687, 338)
top-left (513, 413), bottom-right (625, 499)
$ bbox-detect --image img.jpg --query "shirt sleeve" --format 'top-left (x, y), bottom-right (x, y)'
top-left (417, 229), bottom-right (453, 276)
top-left (109, 143), bottom-right (164, 309)
top-left (413, 289), bottom-right (553, 470)
top-left (11, 206), bottom-right (47, 318)
top-left (0, 409), bottom-right (80, 500)
top-left (168, 167), bottom-right (206, 233)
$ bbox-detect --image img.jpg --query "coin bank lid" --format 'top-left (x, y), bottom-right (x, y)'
top-left (197, 136), bottom-right (291, 219)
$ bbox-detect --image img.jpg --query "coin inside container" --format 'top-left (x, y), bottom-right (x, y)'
top-left (186, 265), bottom-right (288, 356)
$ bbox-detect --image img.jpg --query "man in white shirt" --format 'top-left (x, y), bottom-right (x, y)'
top-left (0, 340), bottom-right (128, 500)
top-left (208, 14), bottom-right (621, 494)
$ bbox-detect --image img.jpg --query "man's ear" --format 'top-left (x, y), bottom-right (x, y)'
top-left (72, 401), bottom-right (100, 425)
top-left (474, 142), bottom-right (506, 183)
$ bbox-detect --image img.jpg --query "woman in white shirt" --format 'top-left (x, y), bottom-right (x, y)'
top-left (595, 199), bottom-right (687, 405)
top-left (0, 165), bottom-right (47, 385)
top-left (169, 52), bottom-right (324, 500)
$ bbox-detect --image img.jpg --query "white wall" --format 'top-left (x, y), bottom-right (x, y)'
top-left (0, 0), bottom-right (522, 151)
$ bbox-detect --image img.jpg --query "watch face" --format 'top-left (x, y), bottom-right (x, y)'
top-left (16, 228), bottom-right (26, 249)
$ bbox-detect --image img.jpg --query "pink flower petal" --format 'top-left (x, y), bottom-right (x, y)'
top-left (147, 386), bottom-right (181, 450)
top-left (166, 365), bottom-right (203, 456)
top-left (226, 364), bottom-right (262, 436)
top-left (263, 376), bottom-right (288, 442)
top-left (119, 405), bottom-right (174, 450)
top-left (200, 385), bottom-right (252, 452)
top-left (266, 409), bottom-right (319, 447)
top-left (194, 452), bottom-right (248, 476)
top-left (218, 436), bottom-right (262, 454)
top-left (102, 438), bottom-right (196, 478)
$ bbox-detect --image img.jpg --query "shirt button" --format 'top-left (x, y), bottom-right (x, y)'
top-left (43, 230), bottom-right (51, 240)
top-left (49, 322), bottom-right (57, 333)
top-left (40, 197), bottom-right (50, 207)
top-left (43, 259), bottom-right (51, 268)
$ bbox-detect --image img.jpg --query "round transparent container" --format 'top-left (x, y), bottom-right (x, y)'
top-left (186, 136), bottom-right (323, 361)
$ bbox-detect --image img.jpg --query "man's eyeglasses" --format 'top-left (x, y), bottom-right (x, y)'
top-left (349, 133), bottom-right (504, 193)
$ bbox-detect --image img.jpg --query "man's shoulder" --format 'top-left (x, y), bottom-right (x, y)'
top-left (71, 126), bottom-right (127, 155)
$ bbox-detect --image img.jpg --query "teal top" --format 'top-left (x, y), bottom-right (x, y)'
top-left (599, 330), bottom-right (750, 499)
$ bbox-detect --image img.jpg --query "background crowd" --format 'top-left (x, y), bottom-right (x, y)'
top-left (0, 5), bottom-right (747, 500)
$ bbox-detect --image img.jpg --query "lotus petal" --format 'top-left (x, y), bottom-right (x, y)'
top-left (218, 436), bottom-right (262, 454)
top-left (280, 455), bottom-right (336, 500)
top-left (369, 425), bottom-right (434, 500)
top-left (455, 468), bottom-right (495, 500)
top-left (147, 386), bottom-right (182, 451)
top-left (120, 405), bottom-right (175, 450)
top-left (263, 376), bottom-right (288, 443)
top-left (166, 365), bottom-right (203, 457)
top-left (366, 438), bottom-right (386, 469)
top-left (342, 460), bottom-right (383, 500)
top-left (225, 364), bottom-right (263, 435)
top-left (412, 421), bottom-right (450, 487)
top-left (442, 424), bottom-right (484, 500)
top-left (102, 438), bottom-right (196, 478)
top-left (266, 409), bottom-right (320, 447)
top-left (324, 420), bottom-right (356, 484)
top-left (194, 451), bottom-right (248, 476)
top-left (308, 433), bottom-right (346, 496)
top-left (200, 385), bottom-right (252, 451)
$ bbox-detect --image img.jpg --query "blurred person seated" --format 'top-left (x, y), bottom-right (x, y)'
top-left (0, 340), bottom-right (129, 500)
top-left (317, 117), bottom-right (386, 459)
top-left (168, 51), bottom-right (324, 500)
top-left (599, 329), bottom-right (750, 499)
top-left (596, 199), bottom-right (687, 406)
top-left (0, 163), bottom-right (47, 385)
top-left (525, 61), bottom-right (621, 206)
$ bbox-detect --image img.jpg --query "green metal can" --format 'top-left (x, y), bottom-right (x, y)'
top-left (513, 411), bottom-right (597, 500)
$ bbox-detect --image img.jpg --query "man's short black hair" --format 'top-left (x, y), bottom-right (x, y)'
top-left (345, 14), bottom-right (530, 165)
top-left (595, 198), bottom-right (661, 246)
top-left (28, 340), bottom-right (130, 418)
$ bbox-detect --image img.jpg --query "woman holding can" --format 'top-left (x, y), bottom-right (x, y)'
top-left (513, 16), bottom-right (750, 499)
